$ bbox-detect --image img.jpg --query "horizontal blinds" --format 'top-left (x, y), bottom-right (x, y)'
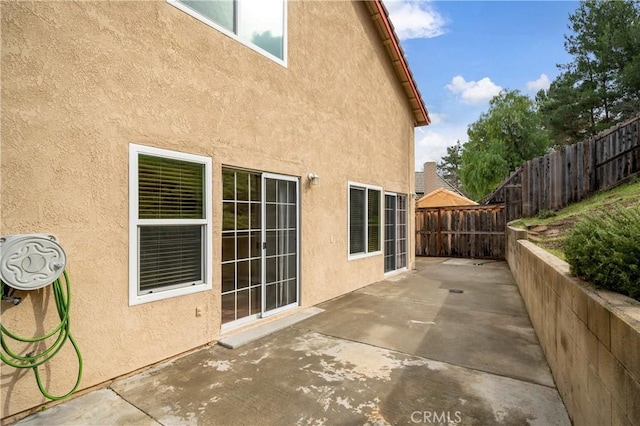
top-left (139, 154), bottom-right (204, 220)
top-left (367, 189), bottom-right (381, 252)
top-left (139, 225), bottom-right (203, 292)
top-left (349, 187), bottom-right (365, 254)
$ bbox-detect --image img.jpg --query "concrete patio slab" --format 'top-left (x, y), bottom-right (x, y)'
top-left (109, 329), bottom-right (568, 426)
top-left (14, 389), bottom-right (159, 426)
top-left (9, 257), bottom-right (570, 426)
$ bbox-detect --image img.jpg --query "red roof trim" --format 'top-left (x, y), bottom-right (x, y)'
top-left (371, 0), bottom-right (430, 126)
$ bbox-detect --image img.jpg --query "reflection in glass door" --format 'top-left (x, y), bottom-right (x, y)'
top-left (221, 169), bottom-right (263, 326)
top-left (221, 168), bottom-right (298, 329)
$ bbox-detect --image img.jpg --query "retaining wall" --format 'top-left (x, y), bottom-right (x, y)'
top-left (507, 226), bottom-right (640, 425)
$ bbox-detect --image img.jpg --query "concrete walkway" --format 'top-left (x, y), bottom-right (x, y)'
top-left (13, 258), bottom-right (570, 425)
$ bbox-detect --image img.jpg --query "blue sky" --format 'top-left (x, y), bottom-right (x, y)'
top-left (383, 0), bottom-right (580, 169)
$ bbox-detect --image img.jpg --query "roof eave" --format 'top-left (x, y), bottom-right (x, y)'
top-left (366, 0), bottom-right (430, 127)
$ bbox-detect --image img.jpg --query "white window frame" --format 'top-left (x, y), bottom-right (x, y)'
top-left (348, 181), bottom-right (383, 260)
top-left (167, 0), bottom-right (288, 67)
top-left (129, 143), bottom-right (213, 306)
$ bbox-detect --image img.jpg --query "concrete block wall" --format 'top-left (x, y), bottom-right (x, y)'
top-left (506, 226), bottom-right (640, 426)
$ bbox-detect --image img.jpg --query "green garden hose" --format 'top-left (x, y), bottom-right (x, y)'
top-left (0, 270), bottom-right (83, 400)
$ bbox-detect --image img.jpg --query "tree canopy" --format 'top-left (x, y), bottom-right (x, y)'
top-left (437, 140), bottom-right (463, 193)
top-left (459, 90), bottom-right (550, 200)
top-left (537, 0), bottom-right (640, 147)
top-left (438, 0), bottom-right (639, 199)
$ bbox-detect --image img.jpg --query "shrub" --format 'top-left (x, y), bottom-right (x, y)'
top-left (536, 209), bottom-right (556, 220)
top-left (564, 206), bottom-right (640, 301)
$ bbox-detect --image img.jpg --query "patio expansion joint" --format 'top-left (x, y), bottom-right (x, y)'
top-left (444, 303), bottom-right (530, 319)
top-left (107, 387), bottom-right (164, 426)
top-left (356, 292), bottom-right (448, 307)
top-left (310, 330), bottom-right (559, 391)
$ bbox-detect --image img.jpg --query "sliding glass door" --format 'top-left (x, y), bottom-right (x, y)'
top-left (221, 169), bottom-right (298, 329)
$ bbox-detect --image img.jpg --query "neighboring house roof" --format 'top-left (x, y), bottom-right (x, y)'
top-left (417, 188), bottom-right (478, 208)
top-left (414, 171), bottom-right (464, 196)
top-left (365, 1), bottom-right (430, 127)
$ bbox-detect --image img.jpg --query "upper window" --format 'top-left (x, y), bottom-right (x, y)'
top-left (129, 144), bottom-right (212, 305)
top-left (348, 183), bottom-right (382, 258)
top-left (169, 0), bottom-right (286, 65)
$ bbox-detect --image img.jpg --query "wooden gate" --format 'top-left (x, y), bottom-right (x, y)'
top-left (415, 205), bottom-right (506, 259)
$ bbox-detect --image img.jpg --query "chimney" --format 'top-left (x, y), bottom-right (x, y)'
top-left (423, 162), bottom-right (438, 195)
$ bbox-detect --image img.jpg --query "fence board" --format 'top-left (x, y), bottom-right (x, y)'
top-left (484, 115), bottom-right (640, 219)
top-left (415, 205), bottom-right (505, 259)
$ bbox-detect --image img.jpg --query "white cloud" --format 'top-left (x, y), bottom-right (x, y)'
top-left (384, 1), bottom-right (447, 40)
top-left (445, 76), bottom-right (503, 105)
top-left (414, 122), bottom-right (468, 169)
top-left (526, 73), bottom-right (551, 92)
top-left (427, 112), bottom-right (446, 125)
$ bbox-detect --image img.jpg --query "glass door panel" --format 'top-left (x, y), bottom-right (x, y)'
top-left (262, 175), bottom-right (298, 316)
top-left (384, 194), bottom-right (397, 273)
top-left (385, 193), bottom-right (407, 273)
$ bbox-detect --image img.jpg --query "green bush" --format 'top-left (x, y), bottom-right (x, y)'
top-left (564, 206), bottom-right (640, 301)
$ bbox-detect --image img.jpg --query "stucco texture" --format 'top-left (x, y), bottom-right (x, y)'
top-left (1, 0), bottom-right (416, 418)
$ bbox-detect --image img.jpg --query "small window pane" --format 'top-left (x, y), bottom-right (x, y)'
top-left (266, 179), bottom-right (277, 202)
top-left (223, 202), bottom-right (235, 231)
top-left (250, 231), bottom-right (261, 258)
top-left (251, 259), bottom-right (261, 285)
top-left (288, 182), bottom-right (296, 205)
top-left (221, 293), bottom-right (236, 323)
top-left (180, 0), bottom-right (235, 32)
top-left (222, 263), bottom-right (235, 293)
top-left (138, 154), bottom-right (204, 220)
top-left (287, 230), bottom-right (296, 254)
top-left (266, 230), bottom-right (277, 256)
top-left (236, 171), bottom-right (249, 201)
top-left (237, 203), bottom-right (250, 230)
top-left (222, 233), bottom-right (235, 262)
top-left (237, 232), bottom-right (250, 260)
top-left (286, 279), bottom-right (296, 305)
top-left (139, 225), bottom-right (203, 293)
top-left (287, 254), bottom-right (296, 280)
top-left (238, 0), bottom-right (284, 59)
top-left (223, 169), bottom-right (235, 200)
top-left (266, 204), bottom-right (277, 228)
top-left (250, 203), bottom-right (261, 230)
top-left (265, 283), bottom-right (276, 311)
top-left (250, 174), bottom-right (261, 202)
top-left (237, 289), bottom-right (250, 319)
top-left (368, 189), bottom-right (381, 252)
top-left (237, 261), bottom-right (250, 289)
top-left (349, 187), bottom-right (365, 254)
top-left (250, 287), bottom-right (261, 315)
top-left (287, 205), bottom-right (296, 228)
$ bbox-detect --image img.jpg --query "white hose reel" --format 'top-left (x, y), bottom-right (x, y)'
top-left (0, 234), bottom-right (67, 291)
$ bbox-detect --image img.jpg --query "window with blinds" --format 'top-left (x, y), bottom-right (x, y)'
top-left (348, 183), bottom-right (381, 257)
top-left (129, 144), bottom-right (211, 305)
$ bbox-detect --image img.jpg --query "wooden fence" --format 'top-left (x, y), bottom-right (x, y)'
top-left (484, 115), bottom-right (640, 218)
top-left (415, 205), bottom-right (505, 259)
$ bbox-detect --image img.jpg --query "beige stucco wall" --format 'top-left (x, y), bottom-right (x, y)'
top-left (506, 227), bottom-right (640, 426)
top-left (1, 0), bottom-right (417, 418)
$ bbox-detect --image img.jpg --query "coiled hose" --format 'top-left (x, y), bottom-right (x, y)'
top-left (0, 270), bottom-right (83, 400)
